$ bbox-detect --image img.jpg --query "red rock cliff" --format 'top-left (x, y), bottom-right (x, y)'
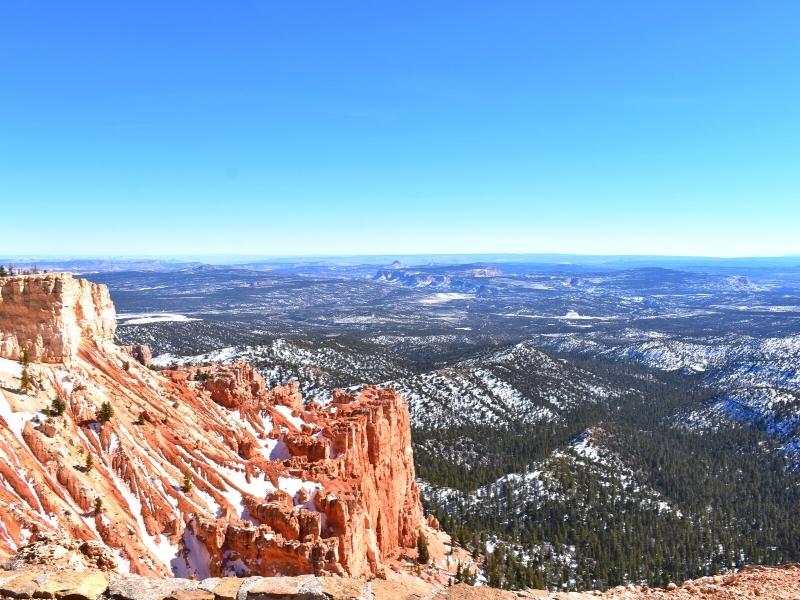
top-left (0, 273), bottom-right (115, 364)
top-left (0, 273), bottom-right (422, 579)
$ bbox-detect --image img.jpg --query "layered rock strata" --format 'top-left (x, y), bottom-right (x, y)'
top-left (0, 273), bottom-right (115, 364)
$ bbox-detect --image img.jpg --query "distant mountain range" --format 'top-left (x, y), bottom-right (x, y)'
top-left (3, 253), bottom-right (800, 275)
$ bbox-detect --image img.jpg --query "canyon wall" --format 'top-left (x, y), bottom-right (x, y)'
top-left (0, 273), bottom-right (116, 364)
top-left (0, 273), bottom-right (421, 579)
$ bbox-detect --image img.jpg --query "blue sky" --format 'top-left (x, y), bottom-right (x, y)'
top-left (1, 2), bottom-right (798, 257)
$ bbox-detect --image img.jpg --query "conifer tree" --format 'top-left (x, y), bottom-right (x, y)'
top-left (98, 401), bottom-right (114, 422)
top-left (50, 397), bottom-right (66, 416)
top-left (417, 534), bottom-right (430, 564)
top-left (20, 350), bottom-right (30, 393)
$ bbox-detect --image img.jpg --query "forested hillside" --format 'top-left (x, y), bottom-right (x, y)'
top-left (415, 358), bottom-right (800, 591)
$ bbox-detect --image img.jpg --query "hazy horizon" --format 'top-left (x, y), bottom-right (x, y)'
top-left (3, 252), bottom-right (800, 268)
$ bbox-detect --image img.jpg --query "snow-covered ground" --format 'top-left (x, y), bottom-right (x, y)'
top-left (419, 293), bottom-right (475, 304)
top-left (118, 313), bottom-right (199, 325)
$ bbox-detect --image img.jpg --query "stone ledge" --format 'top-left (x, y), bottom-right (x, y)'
top-left (0, 572), bottom-right (406, 600)
top-left (0, 570), bottom-right (109, 600)
top-left (0, 569), bottom-right (539, 600)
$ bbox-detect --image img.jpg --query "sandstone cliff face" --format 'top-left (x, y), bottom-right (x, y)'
top-left (0, 273), bottom-right (422, 579)
top-left (0, 273), bottom-right (115, 364)
top-left (189, 380), bottom-right (422, 578)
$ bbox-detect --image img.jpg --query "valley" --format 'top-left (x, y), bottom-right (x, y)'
top-left (70, 256), bottom-right (800, 591)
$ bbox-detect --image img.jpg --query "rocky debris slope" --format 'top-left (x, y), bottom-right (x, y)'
top-left (0, 273), bottom-right (422, 579)
top-left (0, 273), bottom-right (116, 364)
top-left (601, 565), bottom-right (800, 600)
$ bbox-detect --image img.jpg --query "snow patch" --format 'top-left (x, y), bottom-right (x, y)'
top-left (117, 313), bottom-right (199, 326)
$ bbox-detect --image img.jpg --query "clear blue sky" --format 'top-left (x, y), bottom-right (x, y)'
top-left (1, 2), bottom-right (798, 257)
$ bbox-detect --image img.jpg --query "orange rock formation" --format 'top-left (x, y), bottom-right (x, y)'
top-left (0, 273), bottom-right (422, 579)
top-left (0, 273), bottom-right (116, 364)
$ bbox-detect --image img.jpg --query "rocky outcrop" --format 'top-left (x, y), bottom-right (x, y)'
top-left (122, 345), bottom-right (152, 367)
top-left (600, 565), bottom-right (800, 599)
top-left (0, 569), bottom-right (110, 600)
top-left (199, 363), bottom-right (268, 409)
top-left (0, 273), bottom-right (422, 580)
top-left (184, 384), bottom-right (421, 578)
top-left (0, 273), bottom-right (115, 364)
top-left (320, 388), bottom-right (422, 573)
top-left (3, 533), bottom-right (118, 572)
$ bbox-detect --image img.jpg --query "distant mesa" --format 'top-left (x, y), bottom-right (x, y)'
top-left (725, 275), bottom-right (765, 291)
top-left (373, 265), bottom-right (499, 294)
top-left (467, 267), bottom-right (501, 278)
top-left (385, 260), bottom-right (408, 270)
top-left (564, 276), bottom-right (584, 287)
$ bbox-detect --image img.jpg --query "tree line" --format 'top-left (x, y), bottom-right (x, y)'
top-left (0, 265), bottom-right (47, 277)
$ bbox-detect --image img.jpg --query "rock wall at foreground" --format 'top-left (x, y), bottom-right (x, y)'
top-left (0, 273), bottom-right (422, 579)
top-left (0, 273), bottom-right (115, 364)
top-left (2, 553), bottom-right (799, 600)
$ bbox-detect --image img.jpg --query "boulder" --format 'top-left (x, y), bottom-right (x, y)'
top-left (0, 570), bottom-right (108, 600)
top-left (107, 575), bottom-right (201, 600)
top-left (197, 578), bottom-right (243, 600)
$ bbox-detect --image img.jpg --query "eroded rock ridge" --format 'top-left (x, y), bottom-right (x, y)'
top-left (0, 273), bottom-right (422, 579)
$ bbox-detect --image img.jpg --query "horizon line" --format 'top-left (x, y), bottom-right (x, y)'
top-left (1, 252), bottom-right (799, 262)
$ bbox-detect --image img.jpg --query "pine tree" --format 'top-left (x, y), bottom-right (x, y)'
top-left (20, 350), bottom-right (31, 393)
top-left (183, 473), bottom-right (193, 492)
top-left (50, 397), bottom-right (66, 416)
top-left (97, 401), bottom-right (114, 423)
top-left (85, 453), bottom-right (94, 471)
top-left (94, 496), bottom-right (103, 515)
top-left (417, 534), bottom-right (430, 564)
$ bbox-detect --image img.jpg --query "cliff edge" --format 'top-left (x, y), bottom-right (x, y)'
top-left (0, 273), bottom-right (115, 364)
top-left (0, 273), bottom-right (422, 579)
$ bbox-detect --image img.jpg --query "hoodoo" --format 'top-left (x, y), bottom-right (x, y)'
top-left (0, 273), bottom-right (422, 578)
